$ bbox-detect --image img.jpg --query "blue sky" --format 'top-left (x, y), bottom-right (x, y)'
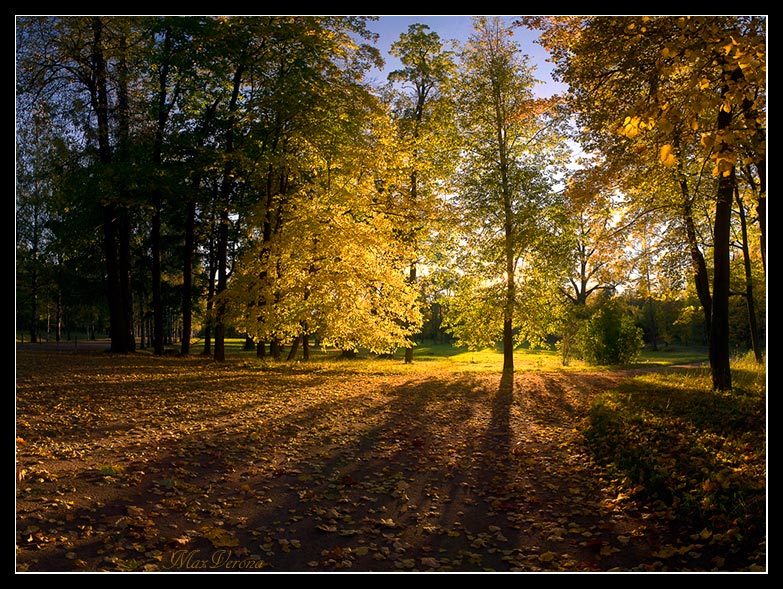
top-left (365, 15), bottom-right (566, 97)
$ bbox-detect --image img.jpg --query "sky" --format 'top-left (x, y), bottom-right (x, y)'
top-left (364, 15), bottom-right (566, 97)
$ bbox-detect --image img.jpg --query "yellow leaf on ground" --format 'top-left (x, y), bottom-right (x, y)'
top-left (205, 527), bottom-right (240, 548)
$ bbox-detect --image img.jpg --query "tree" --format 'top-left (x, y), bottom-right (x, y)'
top-left (17, 17), bottom-right (140, 352)
top-left (524, 16), bottom-right (766, 390)
top-left (210, 17), bottom-right (428, 358)
top-left (446, 16), bottom-right (570, 374)
top-left (226, 110), bottom-right (422, 356)
top-left (386, 24), bottom-right (459, 363)
top-left (578, 298), bottom-right (644, 365)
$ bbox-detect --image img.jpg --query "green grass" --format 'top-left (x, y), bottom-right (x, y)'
top-left (183, 338), bottom-right (709, 373)
top-left (19, 335), bottom-right (712, 377)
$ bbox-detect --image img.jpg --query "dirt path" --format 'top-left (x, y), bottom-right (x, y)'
top-left (15, 351), bottom-right (726, 572)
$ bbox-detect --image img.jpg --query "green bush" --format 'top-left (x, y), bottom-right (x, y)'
top-left (578, 300), bottom-right (644, 365)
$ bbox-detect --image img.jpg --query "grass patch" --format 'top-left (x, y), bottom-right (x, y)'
top-left (583, 351), bottom-right (766, 565)
top-left (183, 339), bottom-right (708, 375)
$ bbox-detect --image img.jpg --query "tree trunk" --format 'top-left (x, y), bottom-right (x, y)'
top-left (213, 204), bottom-right (229, 362)
top-left (55, 288), bottom-right (62, 343)
top-left (213, 61), bottom-right (245, 362)
top-left (735, 186), bottom-right (763, 364)
top-left (180, 196), bottom-right (196, 355)
top-left (405, 263), bottom-right (417, 364)
top-left (709, 118), bottom-right (734, 390)
top-left (503, 207), bottom-right (516, 375)
top-left (150, 199), bottom-right (164, 355)
top-left (92, 18), bottom-right (131, 354)
top-left (116, 33), bottom-right (136, 353)
top-left (181, 100), bottom-right (219, 356)
top-left (710, 175), bottom-right (733, 390)
top-left (28, 208), bottom-right (39, 344)
top-left (202, 246), bottom-right (216, 357)
top-left (757, 178), bottom-right (766, 275)
top-left (286, 336), bottom-right (301, 361)
top-left (682, 193), bottom-right (712, 339)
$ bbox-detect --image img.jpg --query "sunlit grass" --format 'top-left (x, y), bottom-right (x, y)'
top-left (183, 338), bottom-right (713, 376)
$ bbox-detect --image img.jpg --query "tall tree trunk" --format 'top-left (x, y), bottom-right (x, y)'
top-left (757, 171), bottom-right (766, 275)
top-left (213, 61), bottom-right (245, 362)
top-left (116, 31), bottom-right (136, 353)
top-left (683, 194), bottom-right (712, 340)
top-left (214, 205), bottom-right (229, 362)
top-left (735, 186), bottom-right (763, 364)
top-left (181, 100), bottom-right (219, 356)
top-left (180, 195), bottom-right (196, 355)
top-left (404, 263), bottom-right (417, 364)
top-left (500, 156), bottom-right (515, 375)
top-left (28, 206), bottom-right (39, 344)
top-left (150, 27), bottom-right (176, 356)
top-left (502, 210), bottom-right (515, 375)
top-left (202, 195), bottom-right (218, 357)
top-left (680, 181), bottom-right (712, 340)
top-left (151, 198), bottom-right (164, 355)
top-left (92, 17), bottom-right (130, 354)
top-left (709, 107), bottom-right (734, 391)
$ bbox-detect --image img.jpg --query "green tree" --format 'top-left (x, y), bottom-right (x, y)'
top-left (578, 299), bottom-right (644, 365)
top-left (17, 17), bottom-right (138, 351)
top-left (446, 16), bottom-right (570, 374)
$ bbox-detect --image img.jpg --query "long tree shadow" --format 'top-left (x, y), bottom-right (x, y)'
top-left (488, 371), bottom-right (514, 453)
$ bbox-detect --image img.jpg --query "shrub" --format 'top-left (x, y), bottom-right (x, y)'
top-left (578, 300), bottom-right (644, 365)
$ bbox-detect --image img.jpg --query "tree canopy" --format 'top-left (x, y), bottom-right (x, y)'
top-left (16, 16), bottom-right (765, 382)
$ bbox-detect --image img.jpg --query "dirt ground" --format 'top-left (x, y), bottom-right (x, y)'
top-left (14, 347), bottom-right (761, 573)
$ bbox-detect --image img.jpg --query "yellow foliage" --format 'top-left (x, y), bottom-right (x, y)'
top-left (659, 144), bottom-right (677, 167)
top-left (712, 152), bottom-right (736, 177)
top-left (618, 116), bottom-right (643, 138)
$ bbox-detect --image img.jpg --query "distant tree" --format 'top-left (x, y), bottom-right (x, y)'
top-left (578, 299), bottom-right (644, 365)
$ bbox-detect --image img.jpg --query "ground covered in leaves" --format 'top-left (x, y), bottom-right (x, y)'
top-left (15, 346), bottom-right (766, 573)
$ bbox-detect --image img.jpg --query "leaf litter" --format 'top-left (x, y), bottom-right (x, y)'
top-left (15, 349), bottom-right (764, 572)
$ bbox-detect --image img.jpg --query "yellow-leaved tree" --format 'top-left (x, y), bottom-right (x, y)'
top-left (226, 107), bottom-right (422, 358)
top-left (522, 15), bottom-right (766, 389)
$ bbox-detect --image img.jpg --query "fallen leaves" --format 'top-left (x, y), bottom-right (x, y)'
top-left (15, 350), bottom-right (766, 572)
top-left (203, 527), bottom-right (240, 548)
